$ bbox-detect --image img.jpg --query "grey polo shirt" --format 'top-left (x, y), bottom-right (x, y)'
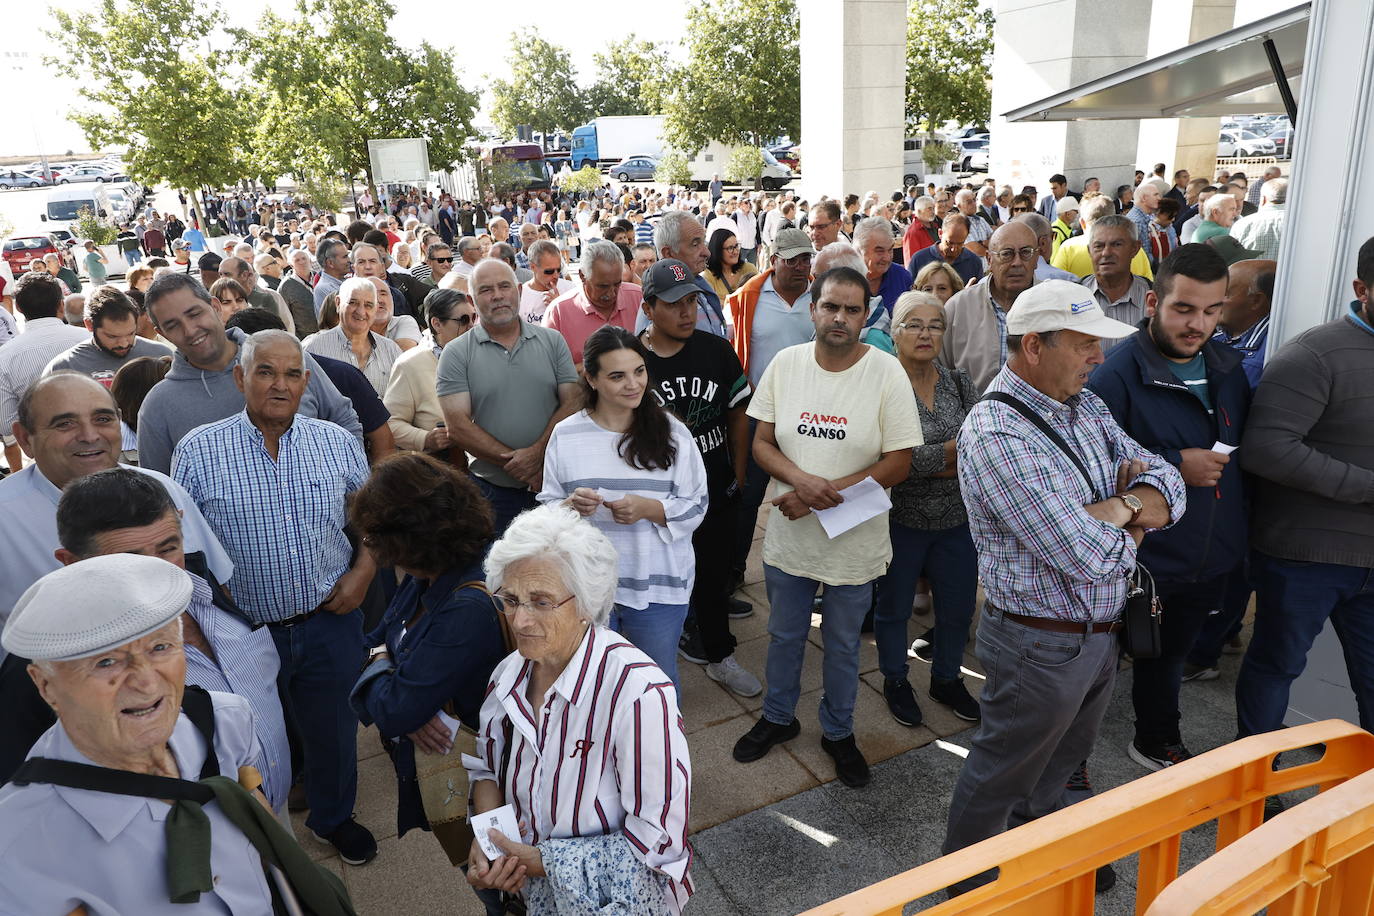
top-left (435, 319), bottom-right (577, 489)
top-left (1081, 273), bottom-right (1151, 350)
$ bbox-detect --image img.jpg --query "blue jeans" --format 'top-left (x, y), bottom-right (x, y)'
top-left (270, 608), bottom-right (364, 834)
top-left (762, 564), bottom-right (874, 740)
top-left (1236, 552), bottom-right (1374, 736)
top-left (610, 602), bottom-right (690, 685)
top-left (123, 249), bottom-right (142, 267)
top-left (469, 474), bottom-right (537, 539)
top-left (874, 521), bottom-right (978, 682)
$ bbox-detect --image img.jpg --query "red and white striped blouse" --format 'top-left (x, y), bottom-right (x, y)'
top-left (464, 624), bottom-right (694, 912)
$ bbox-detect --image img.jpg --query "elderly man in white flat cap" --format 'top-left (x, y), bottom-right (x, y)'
top-left (940, 280), bottom-right (1186, 896)
top-left (0, 554), bottom-right (355, 916)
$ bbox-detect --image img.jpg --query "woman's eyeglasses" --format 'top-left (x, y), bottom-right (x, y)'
top-left (492, 591), bottom-right (576, 616)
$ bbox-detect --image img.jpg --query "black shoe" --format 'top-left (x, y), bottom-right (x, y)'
top-left (930, 676), bottom-right (980, 721)
top-left (677, 628), bottom-right (707, 665)
top-left (727, 596), bottom-right (754, 619)
top-left (910, 627), bottom-right (935, 663)
top-left (733, 717), bottom-right (800, 763)
top-left (821, 734), bottom-right (871, 788)
top-left (1095, 863), bottom-right (1116, 893)
top-left (314, 816), bottom-right (377, 865)
top-left (882, 677), bottom-right (923, 727)
top-left (727, 569), bottom-right (745, 595)
top-left (1128, 739), bottom-right (1194, 772)
top-left (1065, 760), bottom-right (1092, 795)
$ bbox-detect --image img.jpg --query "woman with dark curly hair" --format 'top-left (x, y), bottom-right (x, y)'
top-left (347, 454), bottom-right (509, 872)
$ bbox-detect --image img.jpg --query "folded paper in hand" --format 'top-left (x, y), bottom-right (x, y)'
top-left (473, 803), bottom-right (522, 861)
top-left (813, 476), bottom-right (891, 539)
top-left (1211, 441), bottom-right (1237, 456)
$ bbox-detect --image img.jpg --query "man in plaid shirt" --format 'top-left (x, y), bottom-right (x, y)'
top-left (941, 280), bottom-right (1186, 896)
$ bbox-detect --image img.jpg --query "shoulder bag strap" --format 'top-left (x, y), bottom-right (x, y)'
top-left (983, 391), bottom-right (1099, 501)
top-left (456, 579), bottom-right (516, 654)
top-left (180, 685), bottom-right (221, 780)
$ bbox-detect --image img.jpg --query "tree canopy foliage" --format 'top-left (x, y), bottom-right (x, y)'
top-left (489, 29), bottom-right (589, 136)
top-left (906, 0), bottom-right (995, 134)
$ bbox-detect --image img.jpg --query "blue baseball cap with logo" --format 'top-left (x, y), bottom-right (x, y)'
top-left (1006, 279), bottom-right (1138, 338)
top-left (641, 258), bottom-right (700, 303)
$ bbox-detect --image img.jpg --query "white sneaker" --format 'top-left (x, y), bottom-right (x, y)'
top-left (706, 655), bottom-right (763, 698)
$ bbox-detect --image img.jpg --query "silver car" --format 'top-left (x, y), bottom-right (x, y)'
top-left (611, 156), bottom-right (658, 182)
top-left (0, 169), bottom-right (45, 189)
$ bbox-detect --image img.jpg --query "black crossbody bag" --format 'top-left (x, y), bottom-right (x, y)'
top-left (984, 392), bottom-right (1162, 658)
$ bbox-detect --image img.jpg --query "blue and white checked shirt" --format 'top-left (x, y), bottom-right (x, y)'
top-left (958, 366), bottom-right (1186, 622)
top-left (172, 412), bottom-right (369, 624)
top-left (184, 572), bottom-right (291, 812)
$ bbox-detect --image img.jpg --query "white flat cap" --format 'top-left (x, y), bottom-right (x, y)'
top-left (1056, 197), bottom-right (1082, 220)
top-left (3, 554), bottom-right (193, 661)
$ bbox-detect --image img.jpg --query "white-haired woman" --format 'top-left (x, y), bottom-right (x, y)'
top-left (872, 291), bottom-right (981, 726)
top-left (463, 504), bottom-right (693, 915)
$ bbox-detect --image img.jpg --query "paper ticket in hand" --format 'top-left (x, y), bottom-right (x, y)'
top-left (594, 489), bottom-right (624, 521)
top-left (814, 476), bottom-right (892, 539)
top-left (1211, 441), bottom-right (1238, 456)
top-left (473, 804), bottom-right (521, 861)
top-left (435, 710), bottom-right (461, 754)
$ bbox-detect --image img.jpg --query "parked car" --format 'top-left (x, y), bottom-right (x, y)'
top-left (57, 164), bottom-right (125, 184)
top-left (1268, 127), bottom-right (1293, 158)
top-left (956, 137), bottom-right (990, 173)
top-left (1218, 129), bottom-right (1276, 157)
top-left (0, 170), bottom-right (45, 189)
top-left (768, 145), bottom-right (800, 170)
top-left (610, 156), bottom-right (658, 182)
top-left (2, 234), bottom-right (67, 277)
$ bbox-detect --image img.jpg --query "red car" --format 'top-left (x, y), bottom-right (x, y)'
top-left (2, 234), bottom-right (65, 278)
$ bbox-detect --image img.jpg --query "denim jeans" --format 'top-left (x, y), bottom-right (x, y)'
top-left (1236, 551), bottom-right (1374, 737)
top-left (762, 564), bottom-right (874, 740)
top-left (1187, 562), bottom-right (1251, 669)
top-left (1130, 575), bottom-right (1228, 747)
top-left (874, 521), bottom-right (978, 682)
top-left (942, 606), bottom-right (1119, 892)
top-left (269, 608), bottom-right (364, 834)
top-left (123, 249), bottom-right (142, 267)
top-left (469, 474), bottom-right (537, 539)
top-left (610, 602), bottom-right (690, 686)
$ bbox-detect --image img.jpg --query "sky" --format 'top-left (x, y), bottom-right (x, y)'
top-left (3, 0), bottom-right (693, 158)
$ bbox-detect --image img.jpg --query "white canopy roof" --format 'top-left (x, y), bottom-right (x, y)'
top-left (1003, 3), bottom-right (1309, 121)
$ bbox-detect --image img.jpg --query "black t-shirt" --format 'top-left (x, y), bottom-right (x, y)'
top-left (641, 330), bottom-right (751, 488)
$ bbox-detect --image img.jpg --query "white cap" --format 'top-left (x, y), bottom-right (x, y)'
top-left (3, 554), bottom-right (193, 661)
top-left (1055, 197), bottom-right (1081, 220)
top-left (1006, 280), bottom-right (1139, 339)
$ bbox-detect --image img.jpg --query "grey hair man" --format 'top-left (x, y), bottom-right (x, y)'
top-left (436, 259), bottom-right (580, 535)
top-left (1012, 212), bottom-right (1078, 282)
top-left (954, 189), bottom-right (991, 259)
top-left (636, 209), bottom-right (727, 338)
top-left (62, 293), bottom-right (85, 326)
top-left (277, 247), bottom-right (319, 337)
top-left (853, 215), bottom-right (911, 314)
top-left (312, 237), bottom-right (350, 314)
top-left (518, 238), bottom-right (572, 326)
top-left (1229, 177), bottom-right (1288, 260)
top-left (1080, 214), bottom-right (1150, 349)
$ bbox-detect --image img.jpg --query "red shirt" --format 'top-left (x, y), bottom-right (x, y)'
top-left (543, 283), bottom-right (644, 364)
top-left (903, 219), bottom-right (941, 265)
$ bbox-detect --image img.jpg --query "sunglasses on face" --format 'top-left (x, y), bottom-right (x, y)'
top-left (441, 314), bottom-right (473, 327)
top-left (431, 256), bottom-right (453, 263)
top-left (541, 267), bottom-right (560, 275)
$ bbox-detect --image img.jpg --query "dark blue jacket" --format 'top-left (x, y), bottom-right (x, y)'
top-left (1088, 327), bottom-right (1251, 585)
top-left (350, 561), bottom-right (508, 836)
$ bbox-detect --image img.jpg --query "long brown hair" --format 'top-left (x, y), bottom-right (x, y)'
top-left (580, 326), bottom-right (676, 472)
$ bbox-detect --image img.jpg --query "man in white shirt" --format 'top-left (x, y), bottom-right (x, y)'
top-left (518, 239), bottom-right (574, 326)
top-left (734, 198), bottom-right (759, 265)
top-left (451, 236), bottom-right (482, 280)
top-left (731, 265), bottom-right (921, 788)
top-left (0, 272), bottom-right (88, 472)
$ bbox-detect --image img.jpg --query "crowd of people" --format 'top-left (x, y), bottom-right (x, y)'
top-left (0, 149), bottom-right (1370, 913)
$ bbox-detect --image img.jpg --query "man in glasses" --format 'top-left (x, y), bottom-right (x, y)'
top-left (415, 241), bottom-right (453, 285)
top-left (941, 221), bottom-right (1039, 392)
top-left (518, 238), bottom-right (573, 326)
top-left (805, 200), bottom-right (844, 250)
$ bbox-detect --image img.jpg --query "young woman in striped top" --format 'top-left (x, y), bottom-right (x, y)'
top-left (538, 325), bottom-right (708, 684)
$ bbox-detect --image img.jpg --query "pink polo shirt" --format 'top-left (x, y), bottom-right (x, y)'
top-left (542, 283), bottom-right (644, 364)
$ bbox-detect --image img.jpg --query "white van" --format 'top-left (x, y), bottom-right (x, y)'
top-left (42, 185), bottom-right (113, 229)
top-left (687, 142), bottom-right (793, 191)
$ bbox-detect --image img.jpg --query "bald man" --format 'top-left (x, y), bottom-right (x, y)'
top-left (1214, 258), bottom-right (1276, 390)
top-left (940, 222), bottom-right (1038, 392)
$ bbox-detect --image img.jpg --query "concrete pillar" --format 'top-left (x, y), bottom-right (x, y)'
top-left (988, 0), bottom-right (1153, 194)
top-left (1134, 0), bottom-right (1237, 184)
top-left (798, 0), bottom-right (905, 202)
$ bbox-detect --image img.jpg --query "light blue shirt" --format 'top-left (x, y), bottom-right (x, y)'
top-left (184, 573), bottom-right (290, 811)
top-left (0, 691), bottom-right (275, 914)
top-left (1035, 258), bottom-right (1079, 283)
top-left (173, 412), bottom-right (368, 622)
top-left (0, 464), bottom-right (234, 654)
top-left (746, 276), bottom-right (814, 388)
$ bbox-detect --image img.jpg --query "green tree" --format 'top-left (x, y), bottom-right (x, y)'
top-left (663, 0), bottom-right (799, 151)
top-left (73, 207), bottom-right (118, 247)
top-left (585, 36), bottom-right (670, 117)
top-left (906, 0), bottom-right (995, 134)
top-left (559, 165), bottom-right (604, 196)
top-left (725, 147), bottom-right (765, 186)
top-left (47, 0), bottom-right (253, 229)
top-left (480, 157), bottom-right (532, 200)
top-left (236, 0), bottom-right (479, 200)
top-left (654, 151), bottom-right (692, 187)
top-left (488, 29), bottom-right (589, 136)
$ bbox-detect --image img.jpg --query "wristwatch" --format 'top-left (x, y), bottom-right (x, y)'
top-left (1116, 492), bottom-right (1144, 524)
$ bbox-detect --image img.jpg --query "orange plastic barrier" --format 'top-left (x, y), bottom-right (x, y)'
top-left (799, 720), bottom-right (1374, 916)
top-left (1144, 766), bottom-right (1374, 915)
